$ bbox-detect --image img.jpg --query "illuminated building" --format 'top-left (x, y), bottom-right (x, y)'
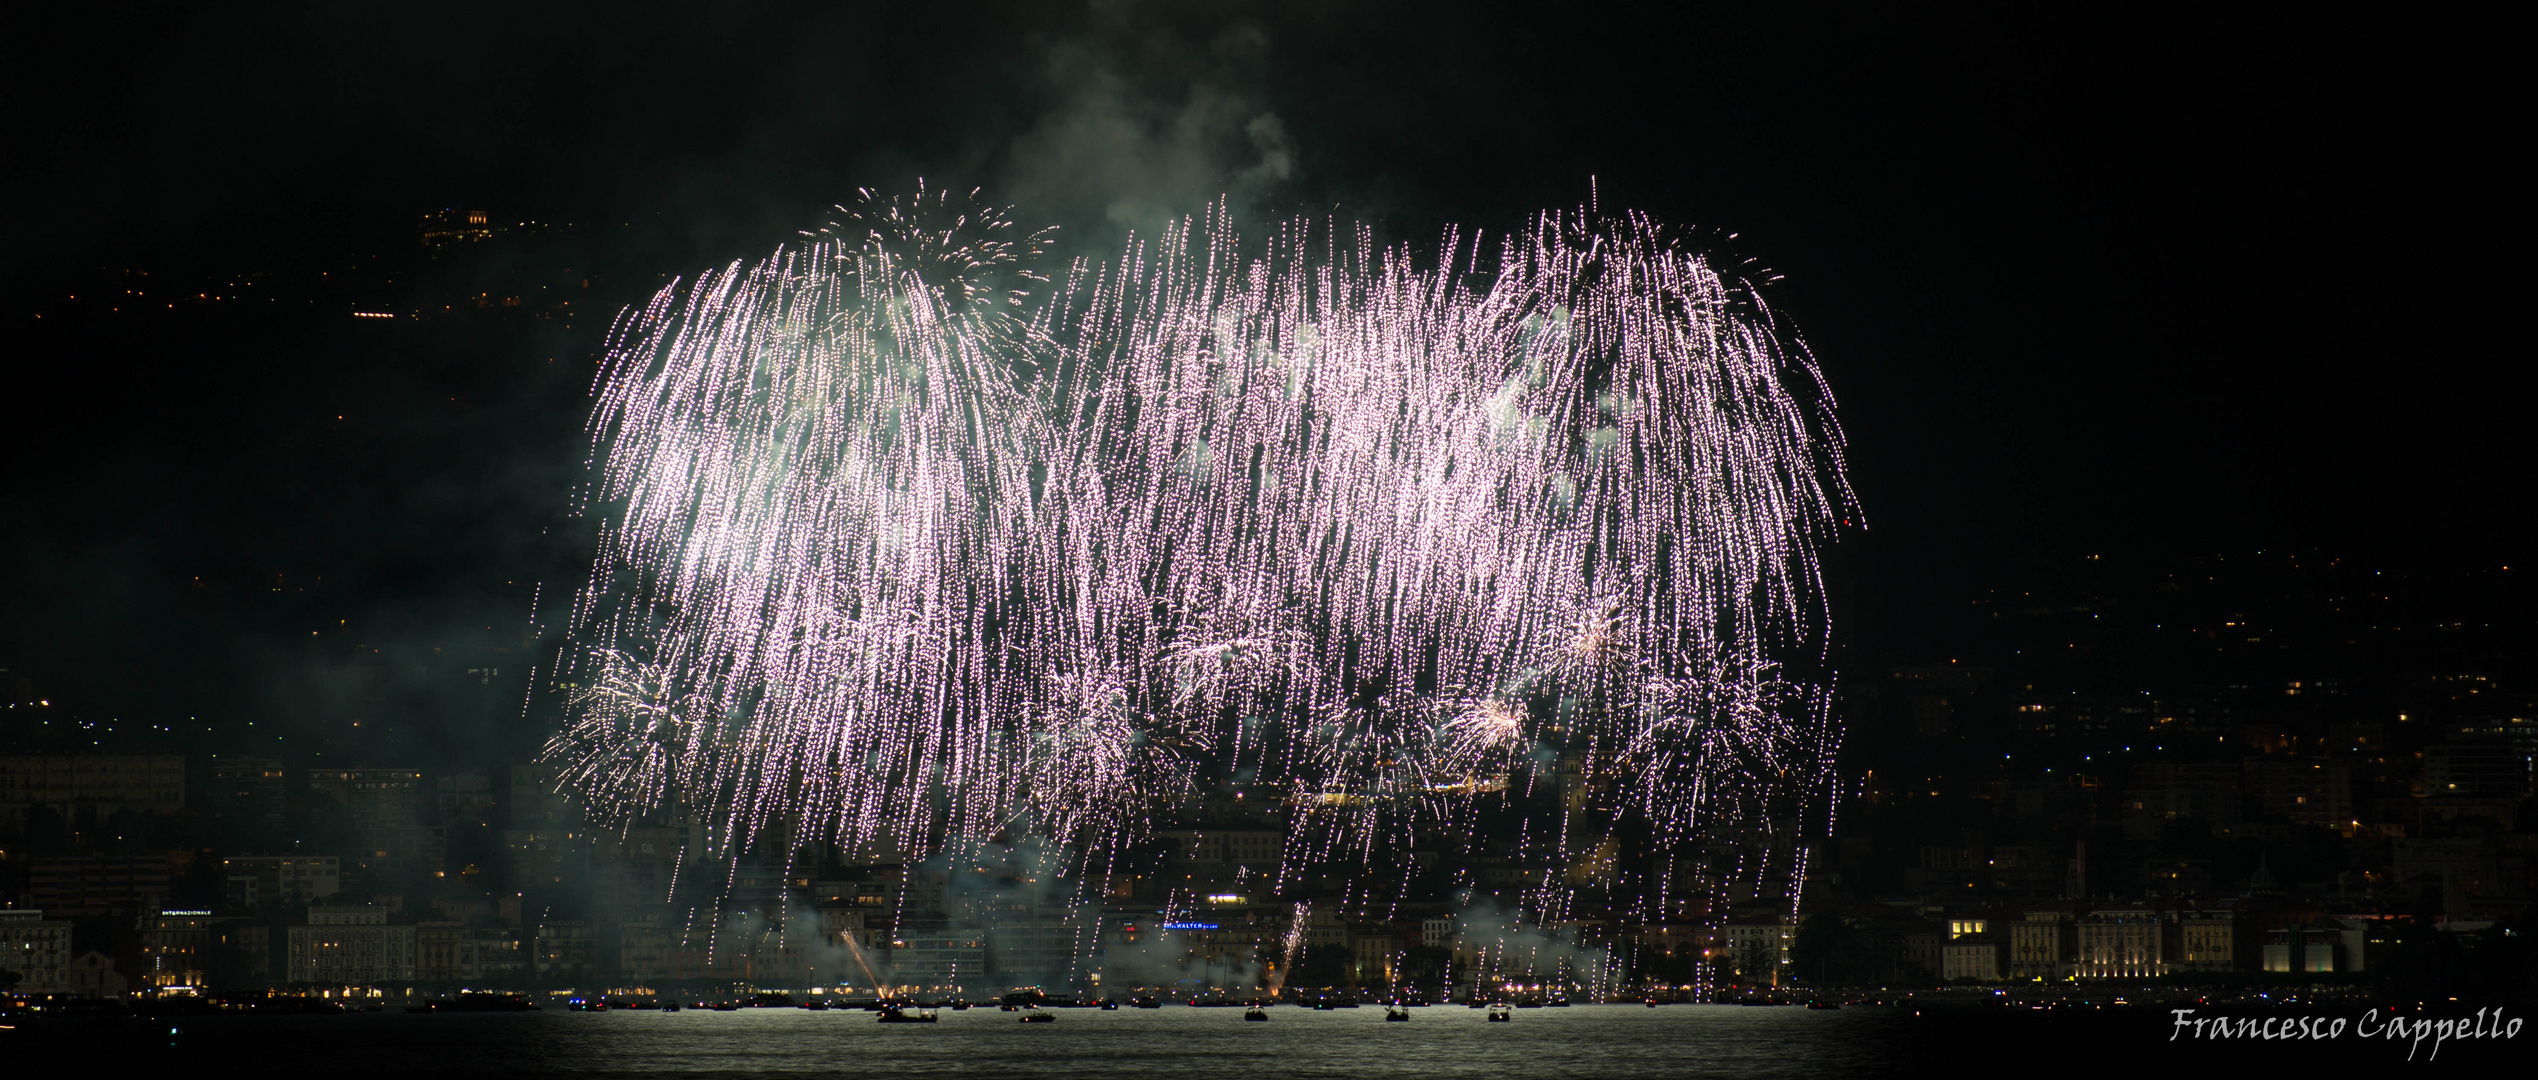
top-left (0, 909), bottom-right (73, 993)
top-left (1939, 934), bottom-right (2001, 981)
top-left (285, 903), bottom-right (416, 984)
top-left (28, 854), bottom-right (174, 918)
top-left (2173, 911), bottom-right (2240, 973)
top-left (533, 920), bottom-right (597, 982)
top-left (223, 855), bottom-right (341, 909)
top-left (2007, 908), bottom-right (2075, 980)
top-left (2074, 907), bottom-right (2166, 979)
top-left (2260, 920), bottom-right (2356, 974)
top-left (1721, 920), bottom-right (1792, 980)
top-left (0, 753), bottom-right (185, 826)
top-left (208, 756), bottom-right (287, 834)
top-left (881, 933), bottom-right (983, 992)
top-left (2424, 740), bottom-right (2531, 798)
top-left (141, 909), bottom-right (268, 988)
top-left (610, 916), bottom-right (670, 982)
top-left (304, 766), bottom-right (424, 832)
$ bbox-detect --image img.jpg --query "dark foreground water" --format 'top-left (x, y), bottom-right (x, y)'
top-left (7, 1002), bottom-right (2526, 1076)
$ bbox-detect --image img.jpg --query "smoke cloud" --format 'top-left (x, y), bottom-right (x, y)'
top-left (998, 13), bottom-right (1300, 250)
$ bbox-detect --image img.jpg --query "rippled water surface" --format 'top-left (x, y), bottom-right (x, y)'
top-left (27, 1004), bottom-right (1926, 1078)
top-left (20, 1000), bottom-right (2496, 1076)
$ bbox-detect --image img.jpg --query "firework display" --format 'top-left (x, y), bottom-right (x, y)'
top-left (548, 187), bottom-right (1857, 930)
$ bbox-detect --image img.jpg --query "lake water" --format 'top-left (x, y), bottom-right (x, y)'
top-left (9, 1001), bottom-right (2521, 1075)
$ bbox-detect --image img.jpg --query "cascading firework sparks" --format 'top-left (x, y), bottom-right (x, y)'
top-left (549, 189), bottom-right (1857, 927)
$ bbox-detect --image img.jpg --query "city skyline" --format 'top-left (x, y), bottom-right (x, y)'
top-left (0, 1), bottom-right (2523, 1069)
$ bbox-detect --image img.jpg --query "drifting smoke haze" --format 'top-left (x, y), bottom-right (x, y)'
top-left (1001, 20), bottom-right (1297, 247)
top-left (1451, 897), bottom-right (1622, 1000)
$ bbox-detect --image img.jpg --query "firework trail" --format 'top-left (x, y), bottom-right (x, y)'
top-left (548, 187), bottom-right (1856, 941)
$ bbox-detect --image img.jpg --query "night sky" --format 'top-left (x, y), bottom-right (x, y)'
top-left (2, 3), bottom-right (2514, 758)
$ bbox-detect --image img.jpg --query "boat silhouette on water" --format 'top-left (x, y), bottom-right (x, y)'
top-left (1486, 1004), bottom-right (1512, 1022)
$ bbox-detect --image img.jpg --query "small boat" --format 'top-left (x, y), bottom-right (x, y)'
top-left (802, 1001), bottom-right (830, 1011)
top-left (1645, 1000), bottom-right (1660, 1008)
top-left (878, 1006), bottom-right (938, 1024)
top-left (1486, 1004), bottom-right (1511, 1022)
top-left (1547, 998), bottom-right (1570, 1008)
top-left (662, 1003), bottom-right (682, 1012)
top-left (1099, 1000), bottom-right (1120, 1011)
top-left (949, 1001), bottom-right (971, 1011)
top-left (1806, 1000), bottom-right (1840, 1010)
top-left (710, 1002), bottom-right (739, 1012)
top-left (1384, 1006), bottom-right (1409, 1022)
top-left (1244, 1005), bottom-right (1268, 1021)
top-left (1019, 1010), bottom-right (1056, 1023)
top-left (1131, 996), bottom-right (1161, 1010)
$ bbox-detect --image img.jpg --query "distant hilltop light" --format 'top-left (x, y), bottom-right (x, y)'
top-left (421, 208), bottom-right (498, 248)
